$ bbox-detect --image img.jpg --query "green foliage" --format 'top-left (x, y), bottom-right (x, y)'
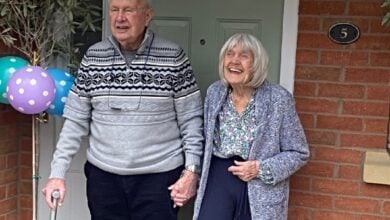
top-left (0, 0), bottom-right (101, 69)
top-left (382, 0), bottom-right (390, 27)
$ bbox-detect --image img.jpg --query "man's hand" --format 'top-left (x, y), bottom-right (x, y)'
top-left (168, 170), bottom-right (198, 207)
top-left (228, 160), bottom-right (259, 182)
top-left (42, 178), bottom-right (66, 209)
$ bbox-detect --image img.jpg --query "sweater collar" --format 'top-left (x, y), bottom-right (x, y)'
top-left (108, 28), bottom-right (155, 56)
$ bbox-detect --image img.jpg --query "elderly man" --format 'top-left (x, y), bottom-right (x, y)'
top-left (42, 0), bottom-right (203, 219)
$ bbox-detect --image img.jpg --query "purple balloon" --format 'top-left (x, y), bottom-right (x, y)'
top-left (6, 66), bottom-right (56, 114)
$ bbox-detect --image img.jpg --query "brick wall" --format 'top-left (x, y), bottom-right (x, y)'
top-left (0, 43), bottom-right (33, 219)
top-left (289, 0), bottom-right (390, 219)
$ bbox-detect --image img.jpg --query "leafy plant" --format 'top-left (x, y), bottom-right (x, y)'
top-left (0, 0), bottom-right (101, 69)
top-left (382, 0), bottom-right (390, 26)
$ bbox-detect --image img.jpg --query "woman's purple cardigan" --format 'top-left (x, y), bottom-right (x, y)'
top-left (193, 80), bottom-right (310, 220)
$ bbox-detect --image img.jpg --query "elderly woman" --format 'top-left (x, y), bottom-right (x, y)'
top-left (193, 33), bottom-right (310, 220)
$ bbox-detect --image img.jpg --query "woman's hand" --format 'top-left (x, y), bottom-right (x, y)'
top-left (168, 170), bottom-right (198, 207)
top-left (228, 160), bottom-right (260, 182)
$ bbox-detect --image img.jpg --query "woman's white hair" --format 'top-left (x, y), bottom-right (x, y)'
top-left (218, 33), bottom-right (269, 88)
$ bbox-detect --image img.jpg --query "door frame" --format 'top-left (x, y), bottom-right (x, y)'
top-left (102, 0), bottom-right (299, 93)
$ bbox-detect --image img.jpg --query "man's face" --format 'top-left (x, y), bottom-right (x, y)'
top-left (109, 0), bottom-right (153, 50)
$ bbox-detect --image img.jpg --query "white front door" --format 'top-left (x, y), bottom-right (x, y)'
top-left (38, 1), bottom-right (298, 219)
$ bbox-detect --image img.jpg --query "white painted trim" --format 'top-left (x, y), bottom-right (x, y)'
top-left (280, 0), bottom-right (299, 93)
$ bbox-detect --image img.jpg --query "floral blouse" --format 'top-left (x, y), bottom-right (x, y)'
top-left (213, 90), bottom-right (274, 184)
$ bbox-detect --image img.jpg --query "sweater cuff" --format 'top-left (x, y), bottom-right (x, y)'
top-left (257, 162), bottom-right (275, 185)
top-left (49, 166), bottom-right (67, 180)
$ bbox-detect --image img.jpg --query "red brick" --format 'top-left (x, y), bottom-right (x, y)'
top-left (317, 115), bottom-right (363, 131)
top-left (0, 156), bottom-right (5, 170)
top-left (0, 112), bottom-right (19, 125)
top-left (19, 195), bottom-right (32, 208)
top-left (289, 191), bottom-right (333, 208)
top-left (351, 35), bottom-right (390, 50)
top-left (298, 113), bottom-right (315, 128)
top-left (296, 98), bottom-right (338, 113)
top-left (19, 181), bottom-right (32, 194)
top-left (294, 81), bottom-right (317, 97)
top-left (371, 52), bottom-right (390, 67)
top-left (20, 167), bottom-right (32, 180)
top-left (338, 164), bottom-right (361, 180)
top-left (335, 197), bottom-right (381, 213)
top-left (300, 1), bottom-right (346, 15)
top-left (367, 85), bottom-right (390, 101)
top-left (370, 18), bottom-right (390, 33)
top-left (360, 183), bottom-right (390, 199)
top-left (20, 153), bottom-right (32, 167)
top-left (290, 175), bottom-right (311, 191)
top-left (364, 118), bottom-right (388, 133)
top-left (298, 161), bottom-right (335, 177)
top-left (0, 169), bottom-right (17, 185)
top-left (304, 130), bottom-right (338, 145)
top-left (0, 186), bottom-right (5, 200)
top-left (384, 201), bottom-right (390, 215)
top-left (320, 51), bottom-right (369, 66)
top-left (360, 215), bottom-right (388, 220)
top-left (312, 179), bottom-right (359, 195)
top-left (318, 83), bottom-right (365, 99)
top-left (348, 2), bottom-right (384, 16)
top-left (341, 133), bottom-right (387, 149)
top-left (296, 49), bottom-right (319, 64)
top-left (323, 17), bottom-right (370, 33)
top-left (5, 211), bottom-right (17, 220)
top-left (295, 65), bottom-right (342, 81)
top-left (287, 207), bottom-right (310, 220)
top-left (20, 139), bottom-right (32, 152)
top-left (0, 198), bottom-right (16, 214)
top-left (343, 101), bottom-right (389, 117)
top-left (315, 147), bottom-right (362, 164)
top-left (5, 154), bottom-right (17, 169)
top-left (6, 183), bottom-right (17, 198)
top-left (19, 209), bottom-right (32, 220)
top-left (312, 210), bottom-right (358, 220)
top-left (298, 16), bottom-right (321, 31)
top-left (298, 33), bottom-right (340, 49)
top-left (345, 68), bottom-right (390, 84)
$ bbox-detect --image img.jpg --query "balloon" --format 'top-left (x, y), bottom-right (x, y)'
top-left (46, 68), bottom-right (75, 116)
top-left (6, 66), bottom-right (56, 114)
top-left (0, 56), bottom-right (30, 104)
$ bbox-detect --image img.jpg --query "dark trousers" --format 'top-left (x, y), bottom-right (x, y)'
top-left (84, 161), bottom-right (182, 220)
top-left (198, 156), bottom-right (252, 220)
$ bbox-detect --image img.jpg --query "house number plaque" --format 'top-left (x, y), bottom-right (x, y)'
top-left (328, 23), bottom-right (360, 44)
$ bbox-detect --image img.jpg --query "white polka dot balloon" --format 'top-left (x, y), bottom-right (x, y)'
top-left (6, 66), bottom-right (55, 114)
top-left (46, 68), bottom-right (75, 116)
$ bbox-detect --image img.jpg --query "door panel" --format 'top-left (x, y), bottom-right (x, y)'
top-left (151, 0), bottom-right (284, 96)
top-left (149, 18), bottom-right (192, 56)
top-left (39, 1), bottom-right (288, 220)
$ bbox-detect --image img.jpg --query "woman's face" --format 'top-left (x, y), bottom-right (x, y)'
top-left (109, 0), bottom-right (153, 50)
top-left (223, 46), bottom-right (254, 87)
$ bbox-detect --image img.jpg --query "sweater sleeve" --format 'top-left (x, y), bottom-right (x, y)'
top-left (172, 49), bottom-right (204, 168)
top-left (261, 92), bottom-right (310, 185)
top-left (49, 56), bottom-right (92, 179)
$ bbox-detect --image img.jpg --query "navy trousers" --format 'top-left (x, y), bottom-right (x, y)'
top-left (84, 161), bottom-right (182, 220)
top-left (198, 156), bottom-right (252, 220)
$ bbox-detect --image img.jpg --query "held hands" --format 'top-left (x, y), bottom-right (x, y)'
top-left (41, 178), bottom-right (66, 209)
top-left (228, 160), bottom-right (260, 182)
top-left (168, 170), bottom-right (198, 207)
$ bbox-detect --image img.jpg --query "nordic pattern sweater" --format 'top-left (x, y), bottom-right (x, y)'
top-left (49, 29), bottom-right (204, 179)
